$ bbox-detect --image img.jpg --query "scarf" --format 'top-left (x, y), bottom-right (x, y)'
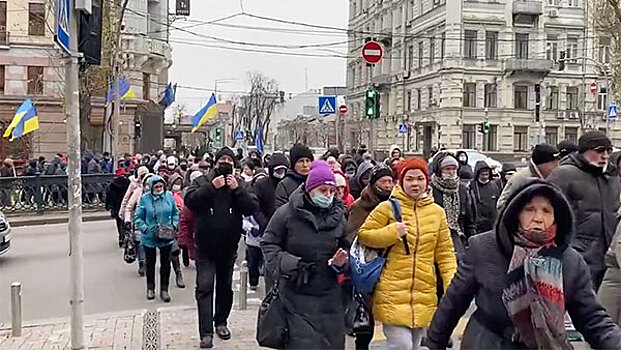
top-left (431, 174), bottom-right (462, 236)
top-left (502, 224), bottom-right (572, 349)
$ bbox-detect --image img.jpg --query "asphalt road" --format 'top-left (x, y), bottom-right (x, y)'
top-left (0, 219), bottom-right (260, 325)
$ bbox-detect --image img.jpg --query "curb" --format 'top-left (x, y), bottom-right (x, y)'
top-left (9, 213), bottom-right (112, 227)
top-left (0, 309), bottom-right (147, 331)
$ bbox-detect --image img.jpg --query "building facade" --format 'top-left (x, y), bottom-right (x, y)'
top-left (346, 0), bottom-right (614, 160)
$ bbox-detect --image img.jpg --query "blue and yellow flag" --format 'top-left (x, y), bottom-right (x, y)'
top-left (191, 93), bottom-right (218, 133)
top-left (3, 99), bottom-right (39, 141)
top-left (106, 78), bottom-right (135, 105)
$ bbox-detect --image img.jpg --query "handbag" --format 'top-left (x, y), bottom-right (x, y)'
top-left (352, 292), bottom-right (372, 335)
top-left (349, 198), bottom-right (406, 294)
top-left (256, 280), bottom-right (289, 348)
top-left (152, 196), bottom-right (176, 241)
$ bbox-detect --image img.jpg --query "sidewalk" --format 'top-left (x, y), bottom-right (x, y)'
top-left (7, 211), bottom-right (111, 228)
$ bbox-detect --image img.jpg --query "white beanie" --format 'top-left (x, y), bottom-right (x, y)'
top-left (334, 173), bottom-right (347, 187)
top-left (190, 170), bottom-right (203, 183)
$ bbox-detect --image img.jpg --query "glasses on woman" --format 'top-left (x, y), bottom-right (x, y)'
top-left (593, 146), bottom-right (613, 154)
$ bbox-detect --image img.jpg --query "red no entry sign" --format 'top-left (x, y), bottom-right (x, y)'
top-left (362, 41), bottom-right (383, 65)
top-left (338, 105), bottom-right (348, 115)
top-left (590, 82), bottom-right (598, 94)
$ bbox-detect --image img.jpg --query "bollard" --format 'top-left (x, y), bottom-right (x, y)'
top-left (239, 261), bottom-right (248, 310)
top-left (11, 282), bottom-right (22, 337)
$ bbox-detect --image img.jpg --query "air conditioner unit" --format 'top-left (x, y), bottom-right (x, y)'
top-left (556, 111), bottom-right (566, 119)
top-left (549, 9), bottom-right (559, 18)
top-left (568, 111), bottom-right (580, 119)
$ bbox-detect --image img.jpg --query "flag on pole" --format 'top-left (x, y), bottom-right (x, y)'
top-left (191, 93), bottom-right (217, 133)
top-left (159, 83), bottom-right (177, 108)
top-left (3, 99), bottom-right (39, 141)
top-left (106, 78), bottom-right (135, 105)
top-left (255, 123), bottom-right (264, 154)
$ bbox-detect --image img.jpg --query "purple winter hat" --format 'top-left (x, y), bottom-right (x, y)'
top-left (305, 160), bottom-right (336, 192)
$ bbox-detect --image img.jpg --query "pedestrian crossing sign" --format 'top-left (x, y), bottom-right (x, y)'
top-left (398, 124), bottom-right (408, 133)
top-left (608, 103), bottom-right (617, 120)
top-left (318, 96), bottom-right (336, 115)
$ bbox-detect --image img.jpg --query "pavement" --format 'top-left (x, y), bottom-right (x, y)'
top-left (6, 211), bottom-right (110, 228)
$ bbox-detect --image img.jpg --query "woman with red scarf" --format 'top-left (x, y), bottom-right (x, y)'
top-left (334, 170), bottom-right (355, 209)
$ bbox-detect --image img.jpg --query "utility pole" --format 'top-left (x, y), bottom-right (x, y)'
top-left (65, 0), bottom-right (85, 348)
top-left (112, 0), bottom-right (130, 170)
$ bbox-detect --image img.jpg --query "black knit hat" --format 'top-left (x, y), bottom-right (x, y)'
top-left (531, 144), bottom-right (560, 165)
top-left (289, 144), bottom-right (313, 168)
top-left (557, 140), bottom-right (578, 158)
top-left (215, 147), bottom-right (238, 166)
top-left (369, 165), bottom-right (395, 185)
top-left (578, 131), bottom-right (612, 153)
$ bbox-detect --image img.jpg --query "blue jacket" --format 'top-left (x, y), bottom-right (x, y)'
top-left (101, 159), bottom-right (113, 174)
top-left (135, 176), bottom-right (180, 248)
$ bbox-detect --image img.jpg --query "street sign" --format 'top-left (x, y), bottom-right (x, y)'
top-left (362, 41), bottom-right (383, 65)
top-left (590, 82), bottom-right (598, 95)
top-left (338, 105), bottom-right (348, 115)
top-left (398, 124), bottom-right (408, 134)
top-left (608, 103), bottom-right (618, 120)
top-left (55, 0), bottom-right (71, 54)
top-left (234, 130), bottom-right (245, 141)
top-left (176, 0), bottom-right (190, 16)
top-left (318, 96), bottom-right (336, 115)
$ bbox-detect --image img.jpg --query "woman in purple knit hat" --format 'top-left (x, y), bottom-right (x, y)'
top-left (261, 160), bottom-right (351, 349)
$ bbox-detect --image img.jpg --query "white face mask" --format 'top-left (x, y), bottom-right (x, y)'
top-left (172, 184), bottom-right (181, 191)
top-left (168, 164), bottom-right (175, 170)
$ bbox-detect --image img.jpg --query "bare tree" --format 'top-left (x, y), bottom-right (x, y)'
top-left (594, 0), bottom-right (621, 102)
top-left (237, 72), bottom-right (280, 146)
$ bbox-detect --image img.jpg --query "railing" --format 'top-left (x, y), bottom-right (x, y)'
top-left (0, 174), bottom-right (114, 214)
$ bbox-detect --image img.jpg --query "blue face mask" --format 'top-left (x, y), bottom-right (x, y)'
top-left (311, 193), bottom-right (334, 208)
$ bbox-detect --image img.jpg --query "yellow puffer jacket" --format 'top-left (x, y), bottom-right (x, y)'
top-left (358, 185), bottom-right (457, 329)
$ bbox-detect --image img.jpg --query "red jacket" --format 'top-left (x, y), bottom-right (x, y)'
top-left (178, 207), bottom-right (195, 260)
top-left (334, 169), bottom-right (355, 210)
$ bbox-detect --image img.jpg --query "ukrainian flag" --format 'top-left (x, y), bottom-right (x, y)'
top-left (3, 99), bottom-right (39, 141)
top-left (191, 93), bottom-right (217, 133)
top-left (106, 78), bottom-right (135, 105)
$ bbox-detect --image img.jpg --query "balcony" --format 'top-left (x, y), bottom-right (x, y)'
top-left (505, 59), bottom-right (552, 74)
top-left (371, 74), bottom-right (391, 87)
top-left (513, 1), bottom-right (543, 15)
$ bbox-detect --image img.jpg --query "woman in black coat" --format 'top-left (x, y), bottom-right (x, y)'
top-left (261, 161), bottom-right (350, 349)
top-left (427, 179), bottom-right (621, 349)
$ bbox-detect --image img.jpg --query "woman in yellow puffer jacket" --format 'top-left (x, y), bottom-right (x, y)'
top-left (358, 157), bottom-right (457, 350)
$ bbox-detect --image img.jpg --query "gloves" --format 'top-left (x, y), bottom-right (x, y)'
top-left (124, 221), bottom-right (132, 232)
top-left (295, 261), bottom-right (316, 287)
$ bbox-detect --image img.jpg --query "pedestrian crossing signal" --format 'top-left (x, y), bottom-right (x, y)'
top-left (366, 89), bottom-right (379, 119)
top-left (215, 128), bottom-right (222, 141)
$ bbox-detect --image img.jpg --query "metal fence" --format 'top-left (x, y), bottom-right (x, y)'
top-left (0, 174), bottom-right (114, 214)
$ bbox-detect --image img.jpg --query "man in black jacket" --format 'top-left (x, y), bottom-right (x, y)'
top-left (274, 144), bottom-right (313, 208)
top-left (470, 160), bottom-right (501, 234)
top-left (184, 147), bottom-right (257, 348)
top-left (547, 131), bottom-right (621, 291)
top-left (105, 168), bottom-right (131, 247)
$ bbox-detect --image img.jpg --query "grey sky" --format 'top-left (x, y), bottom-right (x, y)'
top-left (168, 0), bottom-right (349, 114)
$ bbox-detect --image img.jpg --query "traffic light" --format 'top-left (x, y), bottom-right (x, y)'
top-left (134, 121), bottom-right (142, 138)
top-left (365, 89), bottom-right (379, 119)
top-left (215, 128), bottom-right (222, 141)
top-left (78, 0), bottom-right (103, 65)
top-left (479, 121), bottom-right (490, 134)
top-left (559, 50), bottom-right (566, 71)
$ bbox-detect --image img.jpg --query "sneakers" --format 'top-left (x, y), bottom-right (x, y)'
top-left (146, 289), bottom-right (155, 300)
top-left (215, 325), bottom-right (231, 340)
top-left (160, 291), bottom-right (171, 303)
top-left (200, 335), bottom-right (213, 348)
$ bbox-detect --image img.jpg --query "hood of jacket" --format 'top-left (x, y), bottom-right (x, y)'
top-left (432, 153), bottom-right (459, 176)
top-left (455, 150), bottom-right (469, 165)
top-left (288, 185), bottom-right (347, 231)
top-left (354, 161), bottom-right (374, 184)
top-left (167, 173), bottom-right (183, 190)
top-left (267, 152), bottom-right (290, 178)
top-left (148, 175), bottom-right (166, 195)
top-left (474, 160), bottom-right (491, 176)
top-left (495, 178), bottom-right (574, 258)
top-left (389, 144), bottom-right (401, 156)
top-left (334, 169), bottom-right (352, 201)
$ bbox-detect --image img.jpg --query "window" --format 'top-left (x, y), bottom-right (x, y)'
top-left (485, 31), bottom-right (498, 59)
top-left (484, 83), bottom-right (497, 108)
top-left (406, 90), bottom-right (412, 111)
top-left (143, 73), bottom-right (150, 100)
top-left (567, 0), bottom-right (578, 7)
top-left (566, 37), bottom-right (578, 59)
top-left (27, 66), bottom-right (43, 95)
top-left (0, 1), bottom-right (6, 45)
top-left (514, 126), bottom-right (529, 152)
top-left (566, 86), bottom-right (578, 110)
top-left (598, 87), bottom-right (607, 111)
top-left (548, 86), bottom-right (559, 110)
top-left (514, 85), bottom-right (528, 110)
top-left (545, 127), bottom-right (558, 146)
top-left (565, 127), bottom-right (578, 144)
top-left (464, 30), bottom-right (477, 59)
top-left (516, 33), bottom-right (529, 59)
top-left (429, 37), bottom-right (435, 64)
top-left (419, 0), bottom-right (424, 15)
top-left (441, 32), bottom-right (445, 59)
top-left (416, 88), bottom-right (422, 110)
top-left (28, 2), bottom-right (45, 36)
top-left (548, 0), bottom-right (560, 5)
top-left (0, 65), bottom-right (4, 94)
top-left (428, 86), bottom-right (433, 107)
top-left (599, 37), bottom-right (611, 64)
top-left (463, 125), bottom-right (476, 149)
top-left (483, 125), bottom-right (498, 151)
top-left (546, 35), bottom-right (558, 62)
top-left (418, 41), bottom-right (424, 68)
top-left (463, 83), bottom-right (476, 107)
top-left (408, 45), bottom-right (414, 70)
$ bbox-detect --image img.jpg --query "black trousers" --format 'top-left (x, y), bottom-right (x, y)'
top-left (195, 250), bottom-right (236, 337)
top-left (245, 246), bottom-right (263, 287)
top-left (144, 245), bottom-right (172, 292)
top-left (115, 217), bottom-right (124, 242)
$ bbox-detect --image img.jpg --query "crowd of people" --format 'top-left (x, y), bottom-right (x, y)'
top-left (102, 133), bottom-right (621, 349)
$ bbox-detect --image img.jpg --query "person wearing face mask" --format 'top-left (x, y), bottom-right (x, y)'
top-left (158, 156), bottom-right (183, 183)
top-left (345, 165), bottom-right (396, 349)
top-left (470, 160), bottom-right (502, 234)
top-left (101, 151), bottom-right (113, 174)
top-left (358, 157), bottom-right (457, 350)
top-left (430, 153), bottom-right (477, 261)
top-left (350, 161), bottom-right (374, 200)
top-left (241, 160), bottom-right (256, 183)
top-left (261, 160), bottom-right (351, 349)
top-left (497, 144), bottom-right (561, 211)
top-left (274, 144), bottom-right (314, 208)
top-left (342, 158), bottom-right (358, 182)
top-left (427, 179), bottom-right (621, 350)
top-left (454, 151), bottom-right (473, 182)
top-left (498, 163), bottom-right (517, 189)
top-left (134, 175), bottom-right (180, 303)
top-left (167, 173), bottom-right (186, 289)
top-left (334, 170), bottom-right (355, 209)
top-left (548, 131), bottom-right (621, 291)
top-left (184, 147), bottom-right (257, 348)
